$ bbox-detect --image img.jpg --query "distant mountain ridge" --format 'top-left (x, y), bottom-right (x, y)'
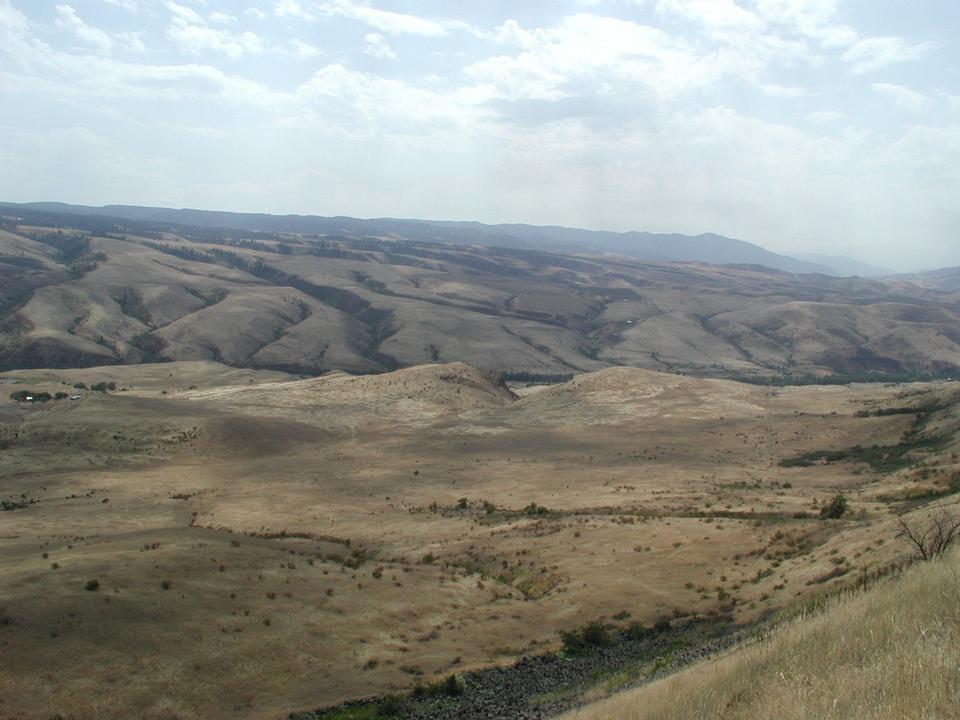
top-left (2, 201), bottom-right (852, 276)
top-left (796, 253), bottom-right (893, 278)
top-left (2, 205), bottom-right (959, 379)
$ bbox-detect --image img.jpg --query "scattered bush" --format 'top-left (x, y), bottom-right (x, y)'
top-left (84, 579), bottom-right (100, 592)
top-left (411, 673), bottom-right (466, 700)
top-left (10, 390), bottom-right (52, 402)
top-left (897, 504), bottom-right (960, 561)
top-left (560, 621), bottom-right (613, 655)
top-left (523, 503), bottom-right (550, 516)
top-left (378, 695), bottom-right (408, 717)
top-left (820, 494), bottom-right (848, 519)
top-left (653, 617), bottom-right (672, 634)
top-left (626, 623), bottom-right (652, 641)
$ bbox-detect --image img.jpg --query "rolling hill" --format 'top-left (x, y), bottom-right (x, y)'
top-left (1, 207), bottom-right (958, 379)
top-left (2, 201), bottom-right (842, 274)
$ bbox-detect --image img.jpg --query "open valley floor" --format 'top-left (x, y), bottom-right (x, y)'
top-left (2, 361), bottom-right (958, 719)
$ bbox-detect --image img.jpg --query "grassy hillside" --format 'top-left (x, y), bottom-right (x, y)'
top-left (564, 537), bottom-right (960, 720)
top-left (1, 215), bottom-right (959, 379)
top-left (2, 361), bottom-right (959, 719)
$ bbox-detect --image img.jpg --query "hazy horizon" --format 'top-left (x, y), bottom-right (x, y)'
top-left (1, 0), bottom-right (958, 271)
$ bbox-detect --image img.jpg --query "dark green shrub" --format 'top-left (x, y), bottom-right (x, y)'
top-left (561, 621), bottom-right (613, 655)
top-left (379, 695), bottom-right (408, 716)
top-left (653, 617), bottom-right (672, 634)
top-left (820, 494), bottom-right (848, 519)
top-left (626, 622), bottom-right (652, 641)
top-left (10, 390), bottom-right (51, 402)
top-left (411, 673), bottom-right (466, 700)
top-left (84, 579), bottom-right (100, 591)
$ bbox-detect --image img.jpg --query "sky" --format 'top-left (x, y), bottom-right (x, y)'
top-left (0, 1), bottom-right (957, 269)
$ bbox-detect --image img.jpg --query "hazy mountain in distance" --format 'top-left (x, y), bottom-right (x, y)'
top-left (796, 253), bottom-right (893, 277)
top-left (2, 201), bottom-right (832, 275)
top-left (895, 266), bottom-right (960, 293)
top-left (429, 221), bottom-right (834, 274)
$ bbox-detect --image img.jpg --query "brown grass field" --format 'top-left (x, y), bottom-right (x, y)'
top-left (1, 361), bottom-right (959, 719)
top-left (562, 540), bottom-right (960, 720)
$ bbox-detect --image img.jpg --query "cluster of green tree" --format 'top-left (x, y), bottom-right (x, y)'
top-left (113, 289), bottom-right (152, 326)
top-left (10, 390), bottom-right (68, 402)
top-left (30, 230), bottom-right (91, 263)
top-left (71, 381), bottom-right (115, 392)
top-left (9, 208), bottom-right (134, 236)
top-left (500, 371), bottom-right (574, 384)
top-left (307, 238), bottom-right (369, 261)
top-left (206, 247), bottom-right (247, 268)
top-left (181, 227), bottom-right (282, 244)
top-left (141, 241), bottom-right (215, 264)
top-left (732, 369), bottom-right (959, 387)
top-left (855, 404), bottom-right (945, 418)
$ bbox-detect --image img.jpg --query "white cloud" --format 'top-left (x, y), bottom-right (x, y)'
top-left (843, 36), bottom-right (935, 75)
top-left (209, 11), bottom-right (237, 25)
top-left (647, 2), bottom-right (824, 92)
top-left (871, 82), bottom-right (928, 112)
top-left (102, 0), bottom-right (141, 11)
top-left (163, 7), bottom-right (265, 59)
top-left (167, 22), bottom-right (265, 58)
top-left (55, 3), bottom-right (145, 53)
top-left (56, 4), bottom-right (113, 53)
top-left (468, 14), bottom-right (727, 103)
top-left (278, 63), bottom-right (496, 138)
top-left (164, 1), bottom-right (203, 25)
top-left (291, 39), bottom-right (321, 59)
top-left (119, 31), bottom-right (146, 52)
top-left (752, 0), bottom-right (855, 47)
top-left (363, 32), bottom-right (395, 60)
top-left (657, 0), bottom-right (766, 33)
top-left (321, 0), bottom-right (448, 37)
top-left (274, 0), bottom-right (314, 21)
top-left (805, 110), bottom-right (843, 124)
top-left (245, 7), bottom-right (268, 21)
top-left (759, 82), bottom-right (808, 98)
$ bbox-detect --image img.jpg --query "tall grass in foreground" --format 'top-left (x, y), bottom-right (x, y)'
top-left (565, 550), bottom-right (960, 720)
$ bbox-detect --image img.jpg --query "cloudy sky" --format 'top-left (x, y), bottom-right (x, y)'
top-left (0, 1), bottom-right (957, 268)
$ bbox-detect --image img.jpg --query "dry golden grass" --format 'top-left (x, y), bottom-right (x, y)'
top-left (564, 543), bottom-right (960, 720)
top-left (1, 362), bottom-right (959, 719)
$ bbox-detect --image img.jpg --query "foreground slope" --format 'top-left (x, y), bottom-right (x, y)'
top-left (564, 542), bottom-right (960, 720)
top-left (2, 362), bottom-right (959, 719)
top-left (1, 214), bottom-right (959, 379)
